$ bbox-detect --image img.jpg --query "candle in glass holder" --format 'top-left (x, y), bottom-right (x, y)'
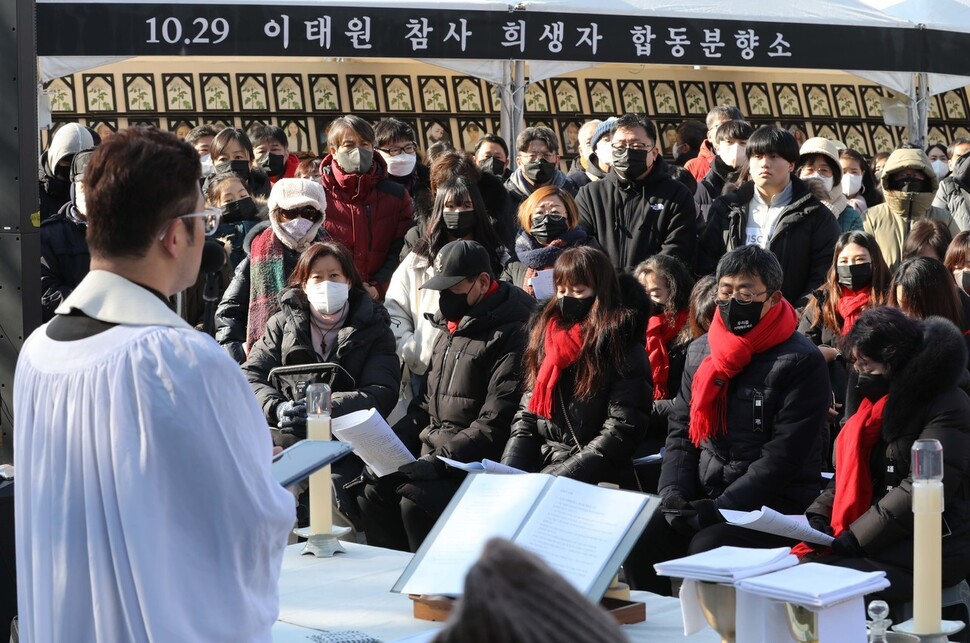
top-left (306, 383), bottom-right (333, 536)
top-left (911, 438), bottom-right (944, 634)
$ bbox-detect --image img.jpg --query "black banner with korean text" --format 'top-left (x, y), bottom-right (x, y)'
top-left (37, 3), bottom-right (960, 75)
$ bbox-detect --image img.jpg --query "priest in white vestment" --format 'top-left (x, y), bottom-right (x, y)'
top-left (13, 127), bottom-right (294, 642)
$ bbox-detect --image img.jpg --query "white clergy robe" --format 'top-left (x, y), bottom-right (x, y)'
top-left (14, 271), bottom-right (294, 642)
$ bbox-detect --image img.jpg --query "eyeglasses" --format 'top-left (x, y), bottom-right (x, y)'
top-left (611, 142), bottom-right (654, 152)
top-left (519, 151), bottom-right (557, 162)
top-left (715, 288), bottom-right (770, 304)
top-left (379, 143), bottom-right (417, 156)
top-left (157, 208), bottom-right (222, 241)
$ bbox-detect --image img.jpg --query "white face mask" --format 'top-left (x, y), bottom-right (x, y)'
top-left (305, 280), bottom-right (350, 315)
top-left (280, 216), bottom-right (315, 240)
top-left (199, 153), bottom-right (213, 177)
top-left (718, 143), bottom-right (746, 169)
top-left (594, 140), bottom-right (613, 167)
top-left (931, 159), bottom-right (950, 179)
top-left (74, 183), bottom-right (87, 217)
top-left (841, 173), bottom-right (863, 197)
top-left (381, 151), bottom-right (417, 177)
top-left (802, 172), bottom-right (834, 193)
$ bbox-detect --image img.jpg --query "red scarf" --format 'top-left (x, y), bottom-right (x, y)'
top-left (646, 309), bottom-right (689, 400)
top-left (689, 298), bottom-right (798, 447)
top-left (836, 285), bottom-right (871, 336)
top-left (792, 394), bottom-right (888, 558)
top-left (528, 319), bottom-right (584, 418)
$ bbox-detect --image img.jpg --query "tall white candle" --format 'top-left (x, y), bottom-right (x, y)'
top-left (912, 439), bottom-right (944, 635)
top-left (306, 414), bottom-right (332, 536)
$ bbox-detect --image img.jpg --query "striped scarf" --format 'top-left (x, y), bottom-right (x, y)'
top-left (246, 227), bottom-right (287, 351)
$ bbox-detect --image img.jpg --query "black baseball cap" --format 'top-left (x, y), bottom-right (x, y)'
top-left (421, 240), bottom-right (494, 291)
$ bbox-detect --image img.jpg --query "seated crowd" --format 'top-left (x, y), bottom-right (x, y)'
top-left (37, 108), bottom-right (970, 605)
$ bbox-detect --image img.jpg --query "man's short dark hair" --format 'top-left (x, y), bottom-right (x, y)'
top-left (746, 126), bottom-right (800, 164)
top-left (248, 124), bottom-right (288, 150)
top-left (676, 119), bottom-right (706, 150)
top-left (716, 244), bottom-right (784, 293)
top-left (327, 115), bottom-right (376, 149)
top-left (706, 105), bottom-right (745, 129)
top-left (85, 127), bottom-right (201, 259)
top-left (609, 114), bottom-right (658, 145)
top-left (949, 137), bottom-right (970, 159)
top-left (515, 126), bottom-right (559, 154)
top-left (714, 120), bottom-right (754, 144)
top-left (374, 118), bottom-right (417, 148)
top-left (185, 124), bottom-right (219, 147)
top-left (474, 133), bottom-right (509, 158)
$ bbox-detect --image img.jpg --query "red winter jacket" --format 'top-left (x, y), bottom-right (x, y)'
top-left (319, 152), bottom-right (413, 296)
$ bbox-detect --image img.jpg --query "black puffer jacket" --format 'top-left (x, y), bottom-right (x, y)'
top-left (807, 318), bottom-right (970, 573)
top-left (659, 326), bottom-right (831, 514)
top-left (40, 201), bottom-right (89, 321)
top-left (242, 286), bottom-right (400, 421)
top-left (697, 176), bottom-right (841, 308)
top-left (419, 281), bottom-right (536, 462)
top-left (502, 275), bottom-right (653, 487)
top-left (575, 157), bottom-right (698, 272)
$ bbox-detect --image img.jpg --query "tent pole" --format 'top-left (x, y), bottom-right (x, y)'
top-left (511, 60), bottom-right (525, 163)
top-left (915, 71), bottom-right (929, 148)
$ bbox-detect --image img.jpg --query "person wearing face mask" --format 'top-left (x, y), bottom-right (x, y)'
top-left (838, 148), bottom-right (883, 216)
top-left (242, 241), bottom-right (399, 533)
top-left (208, 127), bottom-right (271, 199)
top-left (932, 137), bottom-right (970, 231)
top-left (38, 122), bottom-right (97, 220)
top-left (862, 146), bottom-right (959, 272)
top-left (215, 178), bottom-right (328, 364)
top-left (506, 185), bottom-right (593, 298)
top-left (40, 149), bottom-right (94, 321)
top-left (504, 126), bottom-right (578, 210)
top-left (576, 114), bottom-right (698, 272)
top-left (502, 246), bottom-right (652, 489)
top-left (624, 245), bottom-right (829, 594)
top-left (250, 125), bottom-right (300, 186)
top-left (685, 105), bottom-right (745, 182)
top-left (698, 127), bottom-right (841, 308)
top-left (795, 137), bottom-right (864, 234)
top-left (944, 231), bottom-right (970, 299)
top-left (374, 118), bottom-right (430, 200)
top-left (793, 307), bottom-right (970, 603)
top-left (186, 123), bottom-right (219, 178)
top-left (472, 134), bottom-right (511, 181)
top-left (565, 119), bottom-right (602, 189)
top-left (695, 119), bottom-right (753, 226)
top-left (926, 143), bottom-right (951, 181)
top-left (356, 240), bottom-right (534, 552)
top-left (318, 115), bottom-right (414, 300)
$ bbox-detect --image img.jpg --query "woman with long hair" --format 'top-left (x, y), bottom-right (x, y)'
top-left (501, 246), bottom-right (653, 488)
top-left (209, 127), bottom-right (271, 198)
top-left (839, 148), bottom-right (883, 214)
top-left (944, 230), bottom-right (970, 296)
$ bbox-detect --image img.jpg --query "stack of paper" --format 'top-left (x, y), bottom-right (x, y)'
top-left (736, 562), bottom-right (889, 607)
top-left (654, 546), bottom-right (797, 583)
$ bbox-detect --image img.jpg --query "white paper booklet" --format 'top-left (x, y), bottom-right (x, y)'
top-left (528, 268), bottom-right (555, 300)
top-left (736, 562), bottom-right (889, 607)
top-left (331, 408), bottom-right (415, 477)
top-left (655, 546), bottom-right (798, 583)
top-left (437, 456), bottom-right (525, 475)
top-left (719, 506), bottom-right (834, 546)
top-left (392, 473), bottom-right (659, 600)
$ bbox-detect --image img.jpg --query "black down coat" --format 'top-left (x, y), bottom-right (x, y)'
top-left (659, 325), bottom-right (831, 514)
top-left (242, 285), bottom-right (400, 422)
top-left (502, 274), bottom-right (653, 488)
top-left (40, 201), bottom-right (90, 322)
top-left (697, 176), bottom-right (841, 308)
top-left (806, 318), bottom-right (970, 579)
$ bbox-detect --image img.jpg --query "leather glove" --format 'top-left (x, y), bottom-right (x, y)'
top-left (398, 455), bottom-right (443, 481)
top-left (276, 400), bottom-right (307, 436)
top-left (831, 530), bottom-right (865, 558)
top-left (690, 499), bottom-right (726, 531)
top-left (662, 494), bottom-right (691, 511)
top-left (807, 513), bottom-right (834, 537)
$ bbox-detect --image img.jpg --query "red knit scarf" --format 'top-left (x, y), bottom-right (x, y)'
top-left (793, 394), bottom-right (888, 558)
top-left (646, 309), bottom-right (689, 400)
top-left (836, 285), bottom-right (871, 336)
top-left (689, 299), bottom-right (798, 447)
top-left (246, 228), bottom-right (287, 351)
top-left (528, 319), bottom-right (584, 419)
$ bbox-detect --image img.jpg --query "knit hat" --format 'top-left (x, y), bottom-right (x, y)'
top-left (46, 123), bottom-right (96, 173)
top-left (589, 117), bottom-right (618, 150)
top-left (433, 538), bottom-right (629, 643)
top-left (267, 178), bottom-right (327, 217)
top-left (797, 137), bottom-right (843, 184)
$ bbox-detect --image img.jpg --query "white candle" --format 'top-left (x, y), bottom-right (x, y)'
top-left (307, 414), bottom-right (332, 536)
top-left (912, 439), bottom-right (944, 635)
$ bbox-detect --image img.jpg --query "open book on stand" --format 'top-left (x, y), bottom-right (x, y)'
top-left (392, 473), bottom-right (660, 600)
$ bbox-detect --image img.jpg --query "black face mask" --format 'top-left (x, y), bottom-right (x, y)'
top-left (258, 153), bottom-right (286, 178)
top-left (557, 295), bottom-right (595, 324)
top-left (442, 210), bottom-right (477, 238)
top-left (530, 215), bottom-right (569, 245)
top-left (478, 156), bottom-right (506, 177)
top-left (856, 372), bottom-right (890, 401)
top-left (215, 160), bottom-right (252, 182)
top-left (836, 262), bottom-right (873, 291)
top-left (612, 148), bottom-right (651, 181)
top-left (717, 297), bottom-right (765, 335)
top-left (438, 287), bottom-right (477, 323)
top-left (524, 159), bottom-right (557, 186)
top-left (888, 177), bottom-right (926, 193)
top-left (53, 163), bottom-right (71, 181)
top-left (220, 196), bottom-right (258, 223)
